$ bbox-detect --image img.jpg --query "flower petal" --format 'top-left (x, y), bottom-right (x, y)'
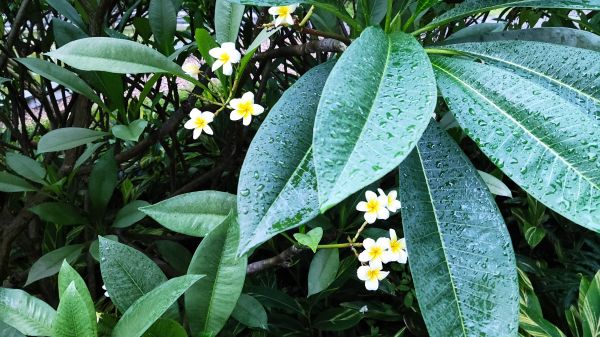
top-left (288, 4), bottom-right (299, 12)
top-left (377, 207), bottom-right (390, 220)
top-left (358, 250), bottom-right (371, 263)
top-left (389, 229), bottom-right (397, 241)
top-left (356, 266), bottom-right (369, 281)
top-left (284, 14), bottom-right (294, 26)
top-left (222, 42), bottom-right (236, 51)
top-left (193, 128), bottom-right (202, 139)
top-left (377, 188), bottom-right (386, 197)
top-left (241, 92), bottom-right (254, 102)
top-left (356, 201), bottom-right (368, 212)
top-left (376, 237), bottom-right (390, 248)
top-left (364, 279), bottom-right (379, 291)
top-left (377, 270), bottom-right (390, 281)
top-left (190, 108), bottom-right (202, 118)
top-left (229, 50), bottom-right (241, 63)
top-left (268, 6), bottom-right (280, 15)
top-left (362, 238), bottom-right (375, 249)
top-left (209, 47), bottom-right (222, 58)
top-left (365, 190), bottom-right (377, 201)
top-left (242, 115), bottom-right (252, 126)
top-left (203, 125), bottom-right (213, 135)
top-left (184, 119), bottom-right (196, 129)
top-left (201, 111), bottom-right (215, 122)
top-left (252, 104), bottom-right (265, 116)
top-left (229, 98), bottom-right (241, 110)
top-left (369, 259), bottom-right (383, 269)
top-left (230, 110), bottom-right (244, 121)
top-left (222, 62), bottom-right (233, 76)
top-left (212, 60), bottom-right (223, 72)
top-left (364, 211), bottom-right (377, 224)
top-left (274, 16), bottom-right (285, 27)
top-left (398, 250), bottom-right (408, 264)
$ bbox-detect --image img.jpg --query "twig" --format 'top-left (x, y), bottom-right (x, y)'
top-left (246, 245), bottom-right (305, 274)
top-left (253, 38), bottom-right (346, 60)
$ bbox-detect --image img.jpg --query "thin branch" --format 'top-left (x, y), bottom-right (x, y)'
top-left (246, 245), bottom-right (305, 275)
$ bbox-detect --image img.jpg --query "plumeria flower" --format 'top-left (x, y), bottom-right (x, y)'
top-left (356, 190), bottom-right (389, 224)
top-left (184, 108), bottom-right (215, 139)
top-left (359, 305), bottom-right (369, 313)
top-left (102, 284), bottom-right (110, 298)
top-left (229, 92), bottom-right (264, 126)
top-left (182, 63), bottom-right (200, 77)
top-left (208, 42), bottom-right (241, 76)
top-left (378, 188), bottom-right (401, 212)
top-left (359, 237), bottom-right (390, 268)
top-left (268, 4), bottom-right (298, 27)
top-left (357, 264), bottom-right (389, 291)
top-left (383, 229), bottom-right (408, 264)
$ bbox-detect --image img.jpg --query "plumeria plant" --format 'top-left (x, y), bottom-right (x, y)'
top-left (1, 0), bottom-right (600, 336)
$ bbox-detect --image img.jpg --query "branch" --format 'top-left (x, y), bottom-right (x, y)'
top-left (246, 245), bottom-right (305, 275)
top-left (253, 38), bottom-right (347, 60)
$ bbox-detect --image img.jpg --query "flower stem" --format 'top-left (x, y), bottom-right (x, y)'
top-left (299, 5), bottom-right (315, 27)
top-left (424, 48), bottom-right (462, 56)
top-left (317, 242), bottom-right (363, 249)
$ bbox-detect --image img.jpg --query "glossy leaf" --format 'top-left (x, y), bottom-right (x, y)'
top-left (52, 19), bottom-right (87, 47)
top-left (293, 227), bottom-right (323, 253)
top-left (29, 202), bottom-right (87, 226)
top-left (0, 171), bottom-right (36, 192)
top-left (149, 0), bottom-right (177, 54)
top-left (140, 191), bottom-right (236, 237)
top-left (142, 319), bottom-right (187, 337)
top-left (313, 27), bottom-right (436, 211)
top-left (356, 0), bottom-right (387, 26)
top-left (112, 120), bottom-right (148, 142)
top-left (6, 152), bottom-right (46, 184)
top-left (89, 235), bottom-right (118, 262)
top-left (46, 37), bottom-right (186, 75)
top-left (54, 283), bottom-right (96, 337)
top-left (155, 241), bottom-right (192, 274)
top-left (37, 127), bottom-right (108, 153)
top-left (186, 213), bottom-right (247, 336)
top-left (58, 261), bottom-right (96, 334)
top-left (307, 248), bottom-right (339, 296)
top-left (113, 200), bottom-right (150, 228)
top-left (432, 54), bottom-right (600, 232)
top-left (99, 237), bottom-right (169, 313)
top-left (478, 170), bottom-right (512, 198)
top-left (215, 0), bottom-right (245, 44)
top-left (88, 149), bottom-right (117, 216)
top-left (46, 0), bottom-right (85, 29)
top-left (399, 122), bottom-right (518, 337)
top-left (112, 275), bottom-right (202, 337)
top-left (237, 62), bottom-right (334, 255)
top-left (0, 287), bottom-right (56, 336)
top-left (231, 294), bottom-right (268, 329)
top-left (194, 29), bottom-right (219, 67)
top-left (0, 321), bottom-right (24, 337)
top-left (25, 244), bottom-right (84, 286)
top-left (17, 58), bottom-right (104, 106)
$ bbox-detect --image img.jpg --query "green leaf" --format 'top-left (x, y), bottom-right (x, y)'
top-left (54, 282), bottom-right (96, 337)
top-left (140, 191), bottom-right (236, 237)
top-left (0, 321), bottom-right (24, 337)
top-left (581, 271), bottom-right (600, 337)
top-left (445, 23), bottom-right (505, 42)
top-left (25, 244), bottom-right (84, 286)
top-left (430, 0), bottom-right (600, 30)
top-left (0, 171), bottom-right (36, 192)
top-left (142, 319), bottom-right (187, 337)
top-left (149, 0), bottom-right (177, 54)
top-left (37, 127), bottom-right (108, 153)
top-left (17, 58), bottom-right (104, 107)
top-left (46, 0), bottom-right (85, 30)
top-left (294, 227), bottom-right (323, 253)
top-left (245, 286), bottom-right (304, 314)
top-left (29, 202), bottom-right (88, 226)
top-left (112, 119), bottom-right (148, 142)
top-left (478, 170), bottom-right (512, 198)
top-left (0, 77), bottom-right (10, 85)
top-left (99, 237), bottom-right (169, 313)
top-left (186, 212), bottom-right (247, 336)
top-left (6, 152), bottom-right (46, 184)
top-left (519, 311), bottom-right (567, 337)
top-left (312, 308), bottom-right (362, 331)
top-left (432, 53), bottom-right (600, 233)
top-left (112, 275), bottom-right (202, 337)
top-left (215, 0), bottom-right (245, 44)
top-left (155, 241), bottom-right (192, 274)
top-left (194, 28), bottom-right (219, 67)
top-left (89, 235), bottom-right (118, 262)
top-left (46, 37), bottom-right (185, 75)
top-left (307, 248), bottom-right (339, 297)
top-left (524, 226), bottom-right (546, 248)
top-left (74, 142), bottom-right (105, 170)
top-left (52, 18), bottom-right (87, 47)
top-left (313, 27), bottom-right (436, 211)
top-left (231, 294), bottom-right (268, 329)
top-left (58, 261), bottom-right (96, 334)
top-left (247, 27), bottom-right (281, 52)
top-left (356, 0), bottom-right (387, 26)
top-left (88, 149), bottom-right (117, 216)
top-left (237, 62), bottom-right (334, 255)
top-left (0, 288), bottom-right (56, 336)
top-left (113, 200), bottom-right (150, 228)
top-left (398, 122), bottom-right (518, 337)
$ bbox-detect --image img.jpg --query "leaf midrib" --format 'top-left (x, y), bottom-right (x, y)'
top-left (200, 229), bottom-right (229, 334)
top-left (432, 61), bottom-right (600, 192)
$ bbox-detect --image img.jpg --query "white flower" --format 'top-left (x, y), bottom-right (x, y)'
top-left (229, 92), bottom-right (264, 126)
top-left (382, 229), bottom-right (407, 264)
top-left (184, 108), bottom-right (215, 139)
top-left (359, 305), bottom-right (368, 313)
top-left (378, 188), bottom-right (401, 213)
top-left (182, 63), bottom-right (200, 77)
top-left (356, 190), bottom-right (389, 224)
top-left (357, 264), bottom-right (389, 291)
top-left (208, 42), bottom-right (241, 76)
top-left (358, 237), bottom-right (390, 268)
top-left (102, 284), bottom-right (110, 298)
top-left (268, 4), bottom-right (298, 26)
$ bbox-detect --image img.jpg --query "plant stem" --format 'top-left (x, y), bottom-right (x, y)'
top-left (299, 5), bottom-right (315, 27)
top-left (424, 48), bottom-right (462, 56)
top-left (384, 0), bottom-right (393, 33)
top-left (352, 221), bottom-right (369, 243)
top-left (317, 242), bottom-right (363, 249)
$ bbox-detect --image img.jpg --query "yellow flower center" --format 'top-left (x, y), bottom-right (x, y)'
top-left (388, 195), bottom-right (394, 206)
top-left (366, 199), bottom-right (380, 213)
top-left (390, 239), bottom-right (405, 253)
top-left (219, 53), bottom-right (231, 63)
top-left (276, 6), bottom-right (291, 16)
top-left (366, 268), bottom-right (380, 281)
top-left (194, 118), bottom-right (207, 129)
top-left (368, 246), bottom-right (383, 260)
top-left (237, 101), bottom-right (254, 117)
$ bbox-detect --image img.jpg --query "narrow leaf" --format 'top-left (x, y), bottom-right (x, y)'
top-left (46, 0), bottom-right (85, 30)
top-left (478, 170), bottom-right (512, 198)
top-left (0, 288), bottom-right (56, 336)
top-left (149, 0), bottom-right (177, 54)
top-left (0, 171), bottom-right (36, 192)
top-left (29, 202), bottom-right (88, 226)
top-left (52, 18), bottom-right (87, 47)
top-left (112, 200), bottom-right (150, 228)
top-left (215, 0), bottom-right (245, 44)
top-left (88, 149), bottom-right (117, 216)
top-left (307, 248), bottom-right (339, 296)
top-left (37, 127), bottom-right (107, 153)
top-left (231, 294), bottom-right (268, 329)
top-left (25, 244), bottom-right (84, 286)
top-left (6, 152), bottom-right (46, 184)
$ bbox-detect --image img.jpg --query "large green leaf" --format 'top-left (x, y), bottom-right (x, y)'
top-left (307, 248), bottom-right (339, 296)
top-left (52, 18), bottom-right (87, 47)
top-left (231, 294), bottom-right (268, 329)
top-left (186, 212), bottom-right (247, 336)
top-left (17, 58), bottom-right (104, 107)
top-left (99, 237), bottom-right (169, 313)
top-left (427, 0), bottom-right (600, 31)
top-left (237, 61), bottom-right (334, 255)
top-left (54, 282), bottom-right (96, 337)
top-left (140, 191), bottom-right (236, 237)
top-left (46, 37), bottom-right (185, 75)
top-left (37, 127), bottom-right (108, 153)
top-left (112, 200), bottom-right (150, 228)
top-left (88, 149), bottom-right (117, 217)
top-left (142, 319), bottom-right (188, 337)
top-left (313, 27), bottom-right (436, 211)
top-left (432, 55), bottom-right (600, 232)
top-left (0, 288), bottom-right (56, 336)
top-left (0, 171), bottom-right (36, 192)
top-left (149, 0), bottom-right (177, 54)
top-left (215, 0), bottom-right (245, 44)
top-left (57, 261), bottom-right (96, 336)
top-left (46, 0), bottom-right (85, 30)
top-left (6, 152), bottom-right (46, 184)
top-left (29, 202), bottom-right (88, 226)
top-left (112, 275), bottom-right (202, 337)
top-left (0, 321), bottom-right (24, 337)
top-left (399, 122), bottom-right (518, 337)
top-left (25, 244), bottom-right (84, 286)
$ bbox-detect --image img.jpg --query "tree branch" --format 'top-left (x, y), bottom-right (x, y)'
top-left (246, 245), bottom-right (305, 275)
top-left (253, 38), bottom-right (347, 60)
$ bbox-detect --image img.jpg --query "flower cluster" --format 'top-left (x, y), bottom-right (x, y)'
top-left (357, 229), bottom-right (407, 291)
top-left (356, 189), bottom-right (401, 224)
